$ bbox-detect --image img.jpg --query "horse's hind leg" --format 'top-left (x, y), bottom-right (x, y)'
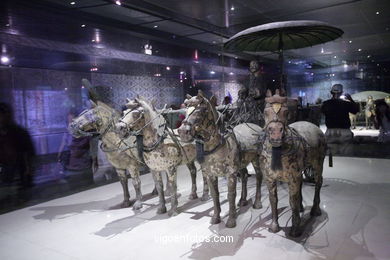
top-left (267, 180), bottom-right (280, 233)
top-left (238, 168), bottom-right (249, 207)
top-left (226, 174), bottom-right (238, 228)
top-left (152, 171), bottom-right (167, 214)
top-left (117, 169), bottom-right (131, 208)
top-left (252, 159), bottom-right (263, 209)
top-left (208, 175), bottom-right (221, 224)
top-left (288, 178), bottom-right (303, 237)
top-left (310, 161), bottom-right (323, 216)
top-left (201, 171), bottom-right (210, 201)
top-left (187, 162), bottom-right (198, 200)
top-left (128, 164), bottom-right (142, 210)
top-left (164, 171), bottom-right (172, 196)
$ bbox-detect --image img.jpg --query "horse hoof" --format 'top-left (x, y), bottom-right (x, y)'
top-left (121, 200), bottom-right (131, 208)
top-left (310, 207), bottom-right (322, 216)
top-left (289, 228), bottom-right (302, 237)
top-left (201, 194), bottom-right (210, 201)
top-left (132, 201), bottom-right (142, 210)
top-left (168, 209), bottom-right (179, 217)
top-left (151, 188), bottom-right (158, 196)
top-left (210, 216), bottom-right (221, 225)
top-left (238, 199), bottom-right (248, 207)
top-left (188, 193), bottom-right (198, 200)
top-left (253, 200), bottom-right (263, 209)
top-left (157, 206), bottom-right (167, 214)
top-left (226, 217), bottom-right (236, 228)
top-left (268, 222), bottom-right (280, 233)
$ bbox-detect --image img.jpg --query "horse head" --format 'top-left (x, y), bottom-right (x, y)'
top-left (69, 79), bottom-right (117, 138)
top-left (263, 88), bottom-right (289, 147)
top-left (178, 90), bottom-right (218, 143)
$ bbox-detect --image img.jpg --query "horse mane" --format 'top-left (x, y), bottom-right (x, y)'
top-left (137, 97), bottom-right (166, 136)
top-left (97, 101), bottom-right (121, 119)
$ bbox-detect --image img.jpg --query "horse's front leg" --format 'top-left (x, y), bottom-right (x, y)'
top-left (128, 164), bottom-right (142, 210)
top-left (226, 173), bottom-right (238, 228)
top-left (187, 162), bottom-right (198, 200)
top-left (201, 171), bottom-right (210, 201)
top-left (288, 178), bottom-right (303, 237)
top-left (167, 167), bottom-right (179, 216)
top-left (117, 169), bottom-right (131, 208)
top-left (164, 171), bottom-right (172, 196)
top-left (152, 170), bottom-right (166, 214)
top-left (208, 175), bottom-right (221, 224)
top-left (267, 179), bottom-right (280, 233)
top-left (238, 168), bottom-right (248, 207)
top-left (252, 159), bottom-right (263, 209)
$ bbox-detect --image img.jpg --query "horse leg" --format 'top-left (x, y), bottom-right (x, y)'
top-left (252, 159), bottom-right (263, 209)
top-left (201, 171), bottom-right (210, 201)
top-left (310, 162), bottom-right (323, 216)
top-left (187, 162), bottom-right (198, 200)
top-left (152, 170), bottom-right (167, 214)
top-left (167, 167), bottom-right (179, 216)
top-left (226, 174), bottom-right (238, 228)
top-left (128, 164), bottom-right (142, 210)
top-left (208, 175), bottom-right (221, 224)
top-left (164, 171), bottom-right (172, 196)
top-left (238, 168), bottom-right (248, 207)
top-left (299, 179), bottom-right (304, 212)
top-left (117, 169), bottom-right (131, 208)
top-left (267, 180), bottom-right (280, 233)
top-left (288, 179), bottom-right (303, 237)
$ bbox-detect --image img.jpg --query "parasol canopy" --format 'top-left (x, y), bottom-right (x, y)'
top-left (351, 91), bottom-right (390, 102)
top-left (224, 20), bottom-right (344, 52)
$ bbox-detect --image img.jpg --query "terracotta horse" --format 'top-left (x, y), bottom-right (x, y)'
top-left (365, 96), bottom-right (375, 129)
top-left (115, 97), bottom-right (209, 216)
top-left (259, 89), bottom-right (326, 237)
top-left (69, 82), bottom-right (144, 210)
top-left (178, 91), bottom-right (264, 228)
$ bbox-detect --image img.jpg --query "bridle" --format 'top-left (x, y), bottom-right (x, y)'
top-left (71, 108), bottom-right (115, 137)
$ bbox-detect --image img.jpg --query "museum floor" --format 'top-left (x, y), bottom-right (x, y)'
top-left (0, 156), bottom-right (389, 260)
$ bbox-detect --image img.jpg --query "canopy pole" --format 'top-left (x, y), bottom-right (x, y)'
top-left (278, 32), bottom-right (284, 90)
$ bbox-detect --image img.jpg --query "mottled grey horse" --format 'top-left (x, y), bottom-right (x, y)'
top-left (69, 98), bottom-right (144, 210)
top-left (178, 91), bottom-right (264, 228)
top-left (116, 97), bottom-right (209, 216)
top-left (260, 89), bottom-right (326, 237)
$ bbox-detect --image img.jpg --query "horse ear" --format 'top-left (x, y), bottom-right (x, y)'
top-left (197, 90), bottom-right (205, 99)
top-left (280, 88), bottom-right (286, 97)
top-left (186, 94), bottom-right (192, 99)
top-left (210, 95), bottom-right (217, 106)
top-left (90, 100), bottom-right (97, 108)
top-left (266, 89), bottom-right (272, 97)
top-left (275, 89), bottom-right (280, 96)
top-left (151, 99), bottom-right (157, 109)
top-left (126, 98), bottom-right (131, 103)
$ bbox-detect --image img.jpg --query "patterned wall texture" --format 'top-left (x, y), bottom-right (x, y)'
top-left (205, 82), bottom-right (243, 104)
top-left (91, 73), bottom-right (184, 110)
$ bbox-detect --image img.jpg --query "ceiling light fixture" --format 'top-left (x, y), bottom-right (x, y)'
top-left (376, 11), bottom-right (380, 15)
top-left (81, 24), bottom-right (86, 28)
top-left (153, 25), bottom-right (158, 28)
top-left (1, 55), bottom-right (10, 64)
top-left (358, 48), bottom-right (362, 52)
top-left (349, 40), bottom-right (352, 43)
top-left (70, 1), bottom-right (76, 5)
top-left (115, 0), bottom-right (122, 6)
top-left (210, 71), bottom-right (215, 75)
top-left (321, 48), bottom-right (324, 54)
top-left (334, 55), bottom-right (337, 59)
top-left (166, 66), bottom-right (170, 71)
top-left (231, 6), bottom-right (235, 11)
top-left (229, 72), bottom-right (234, 75)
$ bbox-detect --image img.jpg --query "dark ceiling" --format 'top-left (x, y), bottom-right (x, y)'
top-left (2, 0), bottom-right (390, 66)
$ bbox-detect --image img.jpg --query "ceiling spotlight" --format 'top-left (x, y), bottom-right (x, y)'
top-left (70, 1), bottom-right (75, 5)
top-left (376, 11), bottom-right (380, 15)
top-left (229, 72), bottom-right (234, 75)
top-left (234, 56), bottom-right (238, 59)
top-left (377, 63), bottom-right (380, 66)
top-left (333, 55), bottom-right (337, 59)
top-left (212, 41), bottom-right (216, 44)
top-left (321, 48), bottom-right (324, 54)
top-left (349, 40), bottom-right (352, 43)
top-left (210, 71), bottom-right (215, 75)
top-left (81, 24), bottom-right (86, 28)
top-left (180, 71), bottom-right (185, 75)
top-left (81, 86), bottom-right (85, 89)
top-left (343, 64), bottom-right (348, 68)
top-left (153, 25), bottom-right (158, 28)
top-left (230, 6), bottom-right (235, 11)
top-left (166, 66), bottom-right (170, 70)
top-left (5, 23), bottom-right (10, 27)
top-left (358, 48), bottom-right (362, 52)
top-left (272, 79), bottom-right (275, 82)
top-left (1, 55), bottom-right (10, 64)
top-left (64, 88), bottom-right (68, 91)
top-left (115, 0), bottom-right (122, 6)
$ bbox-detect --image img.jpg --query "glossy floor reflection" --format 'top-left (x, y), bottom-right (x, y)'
top-left (0, 157), bottom-right (389, 260)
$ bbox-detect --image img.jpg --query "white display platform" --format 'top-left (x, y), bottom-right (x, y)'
top-left (0, 157), bottom-right (389, 260)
